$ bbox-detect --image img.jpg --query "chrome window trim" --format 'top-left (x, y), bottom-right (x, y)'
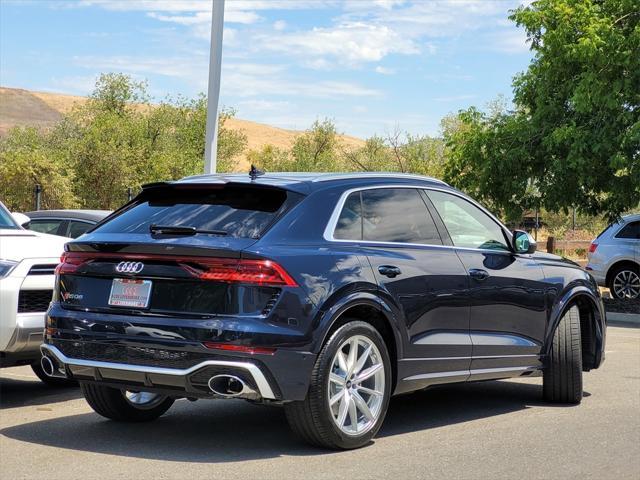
top-left (29, 217), bottom-right (95, 225)
top-left (41, 344), bottom-right (276, 399)
top-left (323, 184), bottom-right (514, 254)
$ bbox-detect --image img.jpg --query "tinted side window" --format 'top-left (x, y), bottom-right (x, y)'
top-left (29, 219), bottom-right (63, 236)
top-left (616, 221), bottom-right (640, 239)
top-left (67, 221), bottom-right (93, 238)
top-left (360, 188), bottom-right (441, 244)
top-left (334, 192), bottom-right (362, 240)
top-left (428, 190), bottom-right (509, 251)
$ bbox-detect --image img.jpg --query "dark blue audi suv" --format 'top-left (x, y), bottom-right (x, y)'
top-left (41, 172), bottom-right (606, 449)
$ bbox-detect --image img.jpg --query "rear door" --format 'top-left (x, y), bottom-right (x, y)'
top-left (426, 189), bottom-right (547, 377)
top-left (332, 187), bottom-right (470, 389)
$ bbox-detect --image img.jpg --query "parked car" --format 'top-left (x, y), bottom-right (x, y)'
top-left (24, 209), bottom-right (111, 238)
top-left (586, 213), bottom-right (640, 299)
top-left (40, 172), bottom-right (606, 449)
top-left (0, 201), bottom-right (74, 385)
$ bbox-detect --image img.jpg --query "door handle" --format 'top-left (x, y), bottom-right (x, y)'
top-left (469, 268), bottom-right (490, 281)
top-left (378, 265), bottom-right (402, 278)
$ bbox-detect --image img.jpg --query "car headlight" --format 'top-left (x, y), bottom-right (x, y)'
top-left (0, 259), bottom-right (18, 279)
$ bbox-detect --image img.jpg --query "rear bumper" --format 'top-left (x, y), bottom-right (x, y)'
top-left (41, 343), bottom-right (278, 399)
top-left (43, 304), bottom-right (317, 401)
top-left (585, 263), bottom-right (607, 285)
top-left (0, 313), bottom-right (46, 367)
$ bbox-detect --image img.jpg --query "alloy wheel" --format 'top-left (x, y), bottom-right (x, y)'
top-left (123, 390), bottom-right (167, 410)
top-left (327, 335), bottom-right (385, 436)
top-left (613, 270), bottom-right (640, 299)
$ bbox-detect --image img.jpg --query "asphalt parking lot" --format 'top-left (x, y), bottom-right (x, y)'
top-left (1, 325), bottom-right (638, 480)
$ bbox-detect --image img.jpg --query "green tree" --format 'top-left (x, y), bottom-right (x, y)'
top-left (247, 144), bottom-right (291, 171)
top-left (343, 132), bottom-right (446, 179)
top-left (248, 119), bottom-right (342, 172)
top-left (342, 135), bottom-right (393, 171)
top-left (444, 0), bottom-right (639, 220)
top-left (1, 73), bottom-right (249, 210)
top-left (443, 106), bottom-right (540, 221)
top-left (511, 0), bottom-right (639, 219)
top-left (290, 119), bottom-right (342, 171)
top-left (0, 127), bottom-right (77, 210)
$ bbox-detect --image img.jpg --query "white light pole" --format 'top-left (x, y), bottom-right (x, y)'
top-left (204, 0), bottom-right (225, 174)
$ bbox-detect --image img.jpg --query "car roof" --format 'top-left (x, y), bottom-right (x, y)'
top-left (25, 209), bottom-right (112, 222)
top-left (163, 172), bottom-right (449, 194)
top-left (621, 213), bottom-right (640, 223)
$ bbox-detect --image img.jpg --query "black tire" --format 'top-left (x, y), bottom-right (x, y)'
top-left (607, 263), bottom-right (640, 299)
top-left (543, 305), bottom-right (583, 404)
top-left (31, 362), bottom-right (78, 387)
top-left (284, 320), bottom-right (392, 450)
top-left (80, 382), bottom-right (174, 422)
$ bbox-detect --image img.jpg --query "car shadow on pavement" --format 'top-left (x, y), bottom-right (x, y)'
top-left (1, 380), bottom-right (586, 462)
top-left (0, 376), bottom-right (83, 410)
top-left (380, 380), bottom-right (582, 438)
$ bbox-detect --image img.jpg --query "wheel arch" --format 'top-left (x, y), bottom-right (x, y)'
top-left (314, 292), bottom-right (403, 392)
top-left (605, 259), bottom-right (639, 288)
top-left (543, 287), bottom-right (606, 371)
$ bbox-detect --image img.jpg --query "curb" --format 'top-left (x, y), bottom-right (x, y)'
top-left (607, 311), bottom-right (640, 327)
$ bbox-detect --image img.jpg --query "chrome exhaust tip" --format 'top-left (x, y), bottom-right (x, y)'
top-left (40, 355), bottom-right (56, 377)
top-left (208, 374), bottom-right (253, 398)
top-left (40, 354), bottom-right (66, 378)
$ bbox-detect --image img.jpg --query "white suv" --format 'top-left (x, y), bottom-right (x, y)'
top-left (0, 202), bottom-right (72, 384)
top-left (586, 213), bottom-right (640, 299)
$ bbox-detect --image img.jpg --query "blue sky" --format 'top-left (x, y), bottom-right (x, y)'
top-left (0, 0), bottom-right (533, 138)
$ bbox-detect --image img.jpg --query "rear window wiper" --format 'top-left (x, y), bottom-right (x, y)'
top-left (149, 224), bottom-right (228, 236)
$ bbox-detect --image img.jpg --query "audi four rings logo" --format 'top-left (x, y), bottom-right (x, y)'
top-left (115, 261), bottom-right (144, 274)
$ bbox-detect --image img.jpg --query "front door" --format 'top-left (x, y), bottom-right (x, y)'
top-left (426, 189), bottom-right (547, 379)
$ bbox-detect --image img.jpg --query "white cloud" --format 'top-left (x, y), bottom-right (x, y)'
top-left (374, 66), bottom-right (395, 75)
top-left (71, 0), bottom-right (337, 31)
top-left (70, 55), bottom-right (380, 99)
top-left (273, 20), bottom-right (287, 31)
top-left (222, 68), bottom-right (382, 99)
top-left (486, 29), bottom-right (530, 54)
top-left (73, 55), bottom-right (206, 80)
top-left (48, 75), bottom-right (100, 95)
top-left (340, 1), bottom-right (519, 38)
top-left (257, 22), bottom-right (419, 66)
top-left (148, 9), bottom-right (261, 25)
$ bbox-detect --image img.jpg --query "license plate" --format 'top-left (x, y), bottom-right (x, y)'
top-left (108, 278), bottom-right (152, 308)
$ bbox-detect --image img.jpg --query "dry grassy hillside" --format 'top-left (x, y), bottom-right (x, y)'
top-left (0, 87), bottom-right (364, 169)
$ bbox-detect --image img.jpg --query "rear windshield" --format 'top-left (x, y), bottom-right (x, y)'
top-left (92, 185), bottom-right (301, 239)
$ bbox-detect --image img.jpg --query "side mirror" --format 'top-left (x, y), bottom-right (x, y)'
top-left (11, 212), bottom-right (31, 228)
top-left (513, 230), bottom-right (537, 254)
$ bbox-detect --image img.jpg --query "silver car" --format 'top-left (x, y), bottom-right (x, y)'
top-left (586, 213), bottom-right (640, 299)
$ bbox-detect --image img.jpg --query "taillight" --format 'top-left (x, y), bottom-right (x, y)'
top-left (55, 251), bottom-right (297, 287)
top-left (589, 243), bottom-right (598, 253)
top-left (202, 342), bottom-right (276, 355)
top-left (55, 251), bottom-right (89, 274)
top-left (182, 259), bottom-right (297, 286)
